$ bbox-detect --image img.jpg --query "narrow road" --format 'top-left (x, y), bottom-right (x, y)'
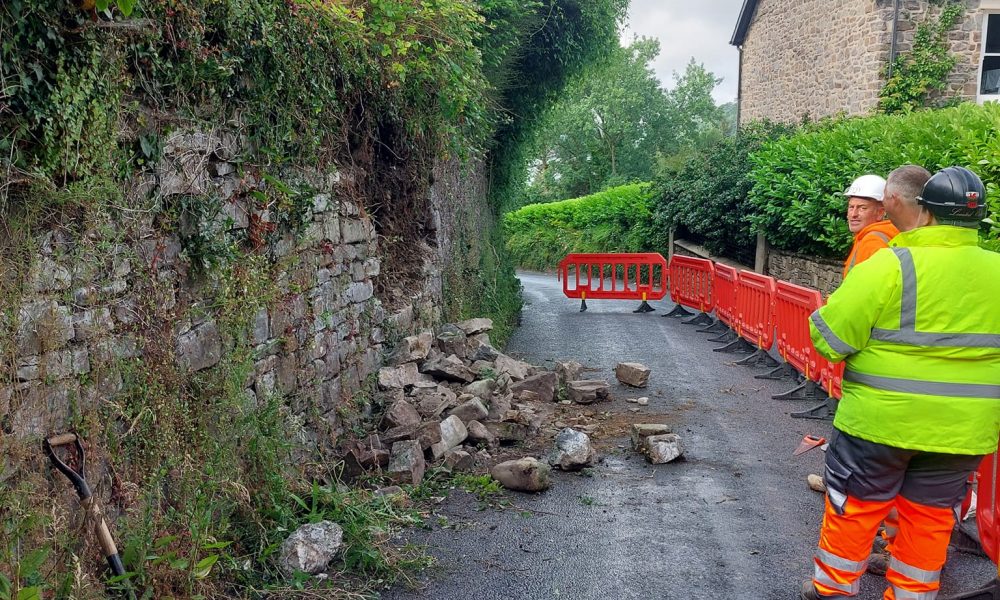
top-left (387, 271), bottom-right (993, 600)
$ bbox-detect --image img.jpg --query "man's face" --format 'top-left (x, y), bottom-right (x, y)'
top-left (846, 197), bottom-right (885, 234)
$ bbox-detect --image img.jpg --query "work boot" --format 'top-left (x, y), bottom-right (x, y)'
top-left (867, 550), bottom-right (890, 576)
top-left (801, 580), bottom-right (839, 599)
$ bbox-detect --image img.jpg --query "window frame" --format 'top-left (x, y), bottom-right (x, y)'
top-left (979, 12), bottom-right (1000, 102)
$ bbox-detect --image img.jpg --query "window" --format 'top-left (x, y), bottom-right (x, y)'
top-left (981, 13), bottom-right (1000, 99)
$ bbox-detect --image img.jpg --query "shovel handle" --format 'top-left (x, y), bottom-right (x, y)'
top-left (47, 433), bottom-right (79, 446)
top-left (43, 433), bottom-right (91, 501)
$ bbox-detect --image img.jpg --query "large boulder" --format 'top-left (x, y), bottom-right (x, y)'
top-left (389, 332), bottom-right (433, 365)
top-left (449, 397), bottom-right (489, 424)
top-left (494, 354), bottom-right (531, 381)
top-left (279, 521), bottom-right (343, 575)
top-left (548, 428), bottom-right (597, 471)
top-left (615, 362), bottom-right (651, 388)
top-left (420, 354), bottom-right (475, 383)
top-left (491, 457), bottom-right (551, 493)
top-left (456, 318), bottom-right (493, 335)
top-left (388, 440), bottom-right (426, 485)
top-left (381, 399), bottom-right (422, 429)
top-left (430, 415), bottom-right (469, 459)
top-left (643, 434), bottom-right (684, 464)
top-left (567, 379), bottom-right (610, 404)
top-left (510, 371), bottom-right (558, 403)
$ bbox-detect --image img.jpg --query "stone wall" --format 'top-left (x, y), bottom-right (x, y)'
top-left (1, 127), bottom-right (480, 454)
top-left (766, 248), bottom-right (844, 297)
top-left (739, 0), bottom-right (984, 123)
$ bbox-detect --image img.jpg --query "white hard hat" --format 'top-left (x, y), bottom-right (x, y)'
top-left (843, 174), bottom-right (886, 202)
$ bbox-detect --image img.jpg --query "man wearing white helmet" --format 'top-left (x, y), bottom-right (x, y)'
top-left (842, 174), bottom-right (899, 279)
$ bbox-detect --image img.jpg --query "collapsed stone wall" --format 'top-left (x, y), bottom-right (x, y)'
top-left (739, 0), bottom-right (983, 123)
top-left (0, 127), bottom-right (484, 456)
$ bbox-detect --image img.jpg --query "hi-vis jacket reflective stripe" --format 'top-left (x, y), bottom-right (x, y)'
top-left (810, 226), bottom-right (1000, 455)
top-left (843, 220), bottom-right (900, 278)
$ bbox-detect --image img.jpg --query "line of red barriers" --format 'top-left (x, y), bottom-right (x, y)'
top-left (557, 253), bottom-right (668, 313)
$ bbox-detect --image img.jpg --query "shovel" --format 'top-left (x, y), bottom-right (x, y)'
top-left (43, 433), bottom-right (132, 595)
top-left (793, 434), bottom-right (827, 456)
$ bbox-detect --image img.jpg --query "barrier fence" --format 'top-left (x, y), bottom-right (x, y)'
top-left (665, 256), bottom-right (715, 322)
top-left (557, 253), bottom-right (668, 312)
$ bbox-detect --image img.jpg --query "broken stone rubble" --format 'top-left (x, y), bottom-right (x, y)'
top-left (615, 362), bottom-right (651, 388)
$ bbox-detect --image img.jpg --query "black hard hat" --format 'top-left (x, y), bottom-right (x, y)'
top-left (917, 166), bottom-right (987, 225)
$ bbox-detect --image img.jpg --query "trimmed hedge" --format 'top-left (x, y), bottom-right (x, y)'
top-left (749, 103), bottom-right (1000, 258)
top-left (503, 183), bottom-right (659, 270)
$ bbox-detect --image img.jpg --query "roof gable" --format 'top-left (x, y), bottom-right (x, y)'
top-left (730, 0), bottom-right (759, 46)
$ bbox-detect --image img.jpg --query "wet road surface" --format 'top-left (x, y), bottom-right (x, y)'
top-left (385, 271), bottom-right (994, 600)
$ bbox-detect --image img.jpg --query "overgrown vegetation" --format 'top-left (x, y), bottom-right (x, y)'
top-left (652, 121), bottom-right (793, 265)
top-left (879, 3), bottom-right (964, 115)
top-left (749, 102), bottom-right (1000, 258)
top-left (503, 183), bottom-right (658, 270)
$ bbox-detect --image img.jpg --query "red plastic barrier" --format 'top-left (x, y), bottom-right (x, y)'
top-left (735, 271), bottom-right (776, 350)
top-left (773, 281), bottom-right (824, 381)
top-left (978, 450), bottom-right (1000, 563)
top-left (669, 256), bottom-right (715, 312)
top-left (558, 253), bottom-right (668, 301)
top-left (820, 361), bottom-right (844, 400)
top-left (713, 264), bottom-right (739, 329)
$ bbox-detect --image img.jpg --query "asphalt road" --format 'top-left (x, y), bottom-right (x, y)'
top-left (385, 271), bottom-right (993, 600)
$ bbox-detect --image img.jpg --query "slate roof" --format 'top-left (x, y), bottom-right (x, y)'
top-left (730, 0), bottom-right (759, 46)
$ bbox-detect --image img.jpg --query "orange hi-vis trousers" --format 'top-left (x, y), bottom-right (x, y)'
top-left (814, 495), bottom-right (953, 599)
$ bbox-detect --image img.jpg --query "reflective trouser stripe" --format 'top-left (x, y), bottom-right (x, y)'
top-left (889, 556), bottom-right (940, 584)
top-left (889, 587), bottom-right (938, 600)
top-left (814, 568), bottom-right (861, 595)
top-left (816, 547), bottom-right (867, 572)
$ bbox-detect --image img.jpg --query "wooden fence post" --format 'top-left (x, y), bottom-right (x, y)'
top-left (754, 233), bottom-right (769, 274)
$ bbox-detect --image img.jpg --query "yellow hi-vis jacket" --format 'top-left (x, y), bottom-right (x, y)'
top-left (809, 226), bottom-right (1000, 455)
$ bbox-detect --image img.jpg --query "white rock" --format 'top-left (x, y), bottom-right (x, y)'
top-left (279, 521), bottom-right (343, 576)
top-left (644, 434), bottom-right (684, 464)
top-left (547, 428), bottom-right (597, 471)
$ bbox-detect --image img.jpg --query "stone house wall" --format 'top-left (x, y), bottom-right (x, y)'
top-left (766, 249), bottom-right (844, 297)
top-left (1, 128), bottom-right (479, 454)
top-left (738, 0), bottom-right (985, 123)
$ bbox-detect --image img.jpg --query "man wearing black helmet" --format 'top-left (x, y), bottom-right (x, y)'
top-left (801, 165), bottom-right (1000, 600)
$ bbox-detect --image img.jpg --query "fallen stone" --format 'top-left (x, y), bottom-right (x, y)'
top-left (279, 521), bottom-right (343, 576)
top-left (555, 360), bottom-right (583, 384)
top-left (390, 332), bottom-right (433, 365)
top-left (494, 354), bottom-right (531, 381)
top-left (374, 486), bottom-right (404, 497)
top-left (467, 336), bottom-right (499, 362)
top-left (343, 444), bottom-right (390, 476)
top-left (567, 379), bottom-right (610, 404)
top-left (378, 363), bottom-right (422, 390)
top-left (449, 397), bottom-right (489, 424)
top-left (388, 440), bottom-right (426, 485)
top-left (491, 457), bottom-right (551, 493)
top-left (456, 318), bottom-right (493, 335)
top-left (420, 354), bottom-right (475, 383)
top-left (485, 421), bottom-right (529, 443)
top-left (435, 325), bottom-right (468, 359)
top-left (430, 415), bottom-right (468, 459)
top-left (548, 428), bottom-right (597, 471)
top-left (468, 360), bottom-right (495, 377)
top-left (644, 434), bottom-right (684, 464)
top-left (487, 393), bottom-right (512, 422)
top-left (443, 449), bottom-right (475, 472)
top-left (381, 421), bottom-right (442, 451)
top-left (510, 371), bottom-right (558, 403)
top-left (463, 378), bottom-right (496, 398)
top-left (637, 397), bottom-right (649, 406)
top-left (630, 423), bottom-right (673, 449)
top-left (515, 390), bottom-right (542, 402)
top-left (411, 384), bottom-right (458, 419)
top-left (615, 362), bottom-right (651, 388)
top-left (465, 420), bottom-right (495, 445)
top-left (626, 398), bottom-right (638, 404)
top-left (381, 399), bottom-right (422, 430)
top-left (807, 474), bottom-right (827, 493)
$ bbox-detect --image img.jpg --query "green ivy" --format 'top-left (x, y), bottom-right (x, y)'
top-left (878, 3), bottom-right (964, 115)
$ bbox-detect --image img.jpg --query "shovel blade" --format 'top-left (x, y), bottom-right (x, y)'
top-left (793, 434), bottom-right (826, 456)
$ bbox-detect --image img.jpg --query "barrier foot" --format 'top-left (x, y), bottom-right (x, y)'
top-left (708, 329), bottom-right (737, 344)
top-left (663, 304), bottom-right (694, 318)
top-left (772, 380), bottom-right (827, 401)
top-left (580, 299), bottom-right (588, 312)
top-left (697, 320), bottom-right (729, 334)
top-left (754, 362), bottom-right (800, 381)
top-left (633, 300), bottom-right (655, 313)
top-left (791, 397), bottom-right (838, 421)
top-left (950, 523), bottom-right (987, 558)
top-left (712, 337), bottom-right (755, 354)
top-left (938, 579), bottom-right (1000, 600)
top-left (682, 312), bottom-right (714, 326)
top-left (735, 349), bottom-right (780, 368)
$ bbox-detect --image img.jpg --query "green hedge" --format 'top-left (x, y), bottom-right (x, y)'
top-left (749, 103), bottom-right (1000, 258)
top-left (503, 183), bottom-right (659, 270)
top-left (652, 121), bottom-right (793, 265)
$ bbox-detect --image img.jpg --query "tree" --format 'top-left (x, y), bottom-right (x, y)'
top-left (524, 46), bottom-right (727, 204)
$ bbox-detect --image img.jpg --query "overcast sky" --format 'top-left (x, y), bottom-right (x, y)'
top-left (622, 0), bottom-right (745, 104)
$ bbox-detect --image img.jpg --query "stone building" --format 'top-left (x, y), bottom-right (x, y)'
top-left (730, 0), bottom-right (1000, 123)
